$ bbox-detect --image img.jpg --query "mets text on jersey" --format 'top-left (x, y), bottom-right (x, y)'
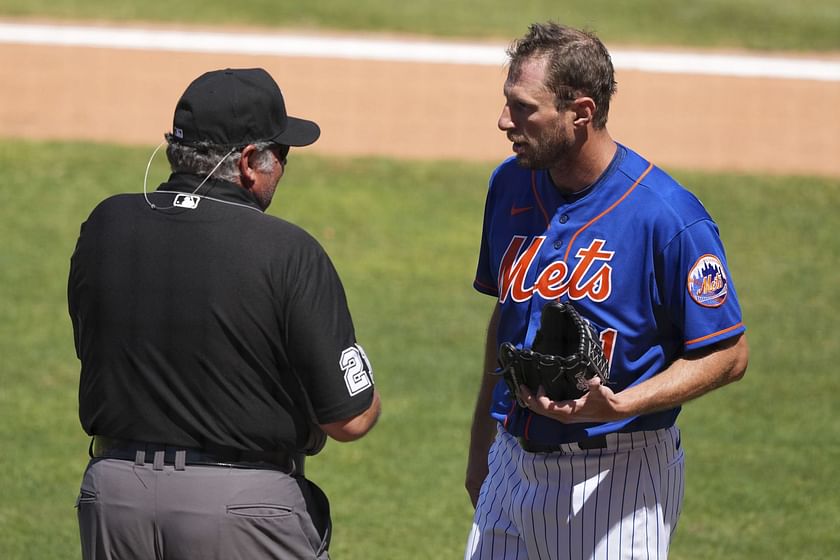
top-left (498, 236), bottom-right (613, 304)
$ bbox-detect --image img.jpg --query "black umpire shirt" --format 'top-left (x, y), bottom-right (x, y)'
top-left (68, 173), bottom-right (375, 453)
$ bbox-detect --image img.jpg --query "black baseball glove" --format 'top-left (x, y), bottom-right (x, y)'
top-left (497, 301), bottom-right (610, 404)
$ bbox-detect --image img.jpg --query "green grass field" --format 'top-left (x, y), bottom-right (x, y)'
top-left (1, 139), bottom-right (839, 559)
top-left (2, 0), bottom-right (839, 52)
top-left (2, 1), bottom-right (839, 557)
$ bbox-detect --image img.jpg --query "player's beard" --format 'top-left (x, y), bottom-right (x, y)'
top-left (512, 122), bottom-right (574, 170)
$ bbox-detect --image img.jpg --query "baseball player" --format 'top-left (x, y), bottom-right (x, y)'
top-left (69, 68), bottom-right (381, 559)
top-left (464, 23), bottom-right (749, 559)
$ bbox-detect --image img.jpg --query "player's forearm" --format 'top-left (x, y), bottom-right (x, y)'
top-left (468, 372), bottom-right (500, 451)
top-left (470, 303), bottom-right (502, 433)
top-left (467, 305), bottom-right (502, 465)
top-left (615, 333), bottom-right (749, 417)
top-left (465, 341), bottom-right (503, 506)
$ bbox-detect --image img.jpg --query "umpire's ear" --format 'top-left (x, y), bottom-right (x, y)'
top-left (571, 97), bottom-right (596, 127)
top-left (238, 144), bottom-right (259, 187)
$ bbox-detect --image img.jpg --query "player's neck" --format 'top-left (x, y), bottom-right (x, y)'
top-left (548, 134), bottom-right (616, 194)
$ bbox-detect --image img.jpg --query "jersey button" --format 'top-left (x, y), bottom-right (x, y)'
top-left (559, 214), bottom-right (569, 224)
top-left (554, 240), bottom-right (563, 249)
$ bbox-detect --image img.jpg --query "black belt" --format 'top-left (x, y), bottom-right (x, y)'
top-left (518, 434), bottom-right (608, 454)
top-left (91, 436), bottom-right (301, 474)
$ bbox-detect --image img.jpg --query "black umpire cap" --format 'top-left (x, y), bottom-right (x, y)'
top-left (170, 68), bottom-right (321, 148)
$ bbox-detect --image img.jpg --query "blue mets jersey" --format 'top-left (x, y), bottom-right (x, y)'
top-left (474, 143), bottom-right (745, 444)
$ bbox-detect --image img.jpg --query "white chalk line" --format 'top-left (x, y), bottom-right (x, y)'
top-left (1, 21), bottom-right (839, 82)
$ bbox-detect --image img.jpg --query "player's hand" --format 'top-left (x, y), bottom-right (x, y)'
top-left (517, 377), bottom-right (626, 423)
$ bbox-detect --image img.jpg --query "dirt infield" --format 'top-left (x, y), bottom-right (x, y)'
top-left (3, 26), bottom-right (839, 177)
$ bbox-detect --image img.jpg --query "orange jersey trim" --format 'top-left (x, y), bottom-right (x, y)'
top-left (523, 411), bottom-right (533, 439)
top-left (474, 278), bottom-right (498, 294)
top-left (531, 171), bottom-right (552, 228)
top-left (502, 401), bottom-right (517, 430)
top-left (563, 162), bottom-right (654, 263)
top-left (685, 322), bottom-right (744, 346)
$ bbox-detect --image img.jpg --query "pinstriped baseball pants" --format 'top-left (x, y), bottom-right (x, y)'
top-left (465, 425), bottom-right (685, 560)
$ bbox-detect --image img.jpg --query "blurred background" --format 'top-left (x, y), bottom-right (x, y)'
top-left (1, 2), bottom-right (838, 558)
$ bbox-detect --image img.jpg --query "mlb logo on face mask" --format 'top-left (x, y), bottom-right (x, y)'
top-left (173, 194), bottom-right (200, 209)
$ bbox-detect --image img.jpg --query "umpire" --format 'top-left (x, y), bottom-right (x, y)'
top-left (68, 68), bottom-right (381, 559)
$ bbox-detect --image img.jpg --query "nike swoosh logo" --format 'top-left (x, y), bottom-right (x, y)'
top-left (510, 205), bottom-right (534, 216)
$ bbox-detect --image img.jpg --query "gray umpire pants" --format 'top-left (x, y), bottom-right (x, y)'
top-left (76, 457), bottom-right (330, 559)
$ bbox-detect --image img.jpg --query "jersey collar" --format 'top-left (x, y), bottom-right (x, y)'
top-left (545, 144), bottom-right (627, 204)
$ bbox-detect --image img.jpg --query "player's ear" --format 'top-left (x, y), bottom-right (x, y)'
top-left (571, 97), bottom-right (596, 127)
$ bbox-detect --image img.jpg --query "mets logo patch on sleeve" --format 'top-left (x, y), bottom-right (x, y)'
top-left (340, 344), bottom-right (374, 396)
top-left (687, 254), bottom-right (728, 307)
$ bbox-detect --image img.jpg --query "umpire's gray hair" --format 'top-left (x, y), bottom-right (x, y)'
top-left (164, 134), bottom-right (276, 182)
